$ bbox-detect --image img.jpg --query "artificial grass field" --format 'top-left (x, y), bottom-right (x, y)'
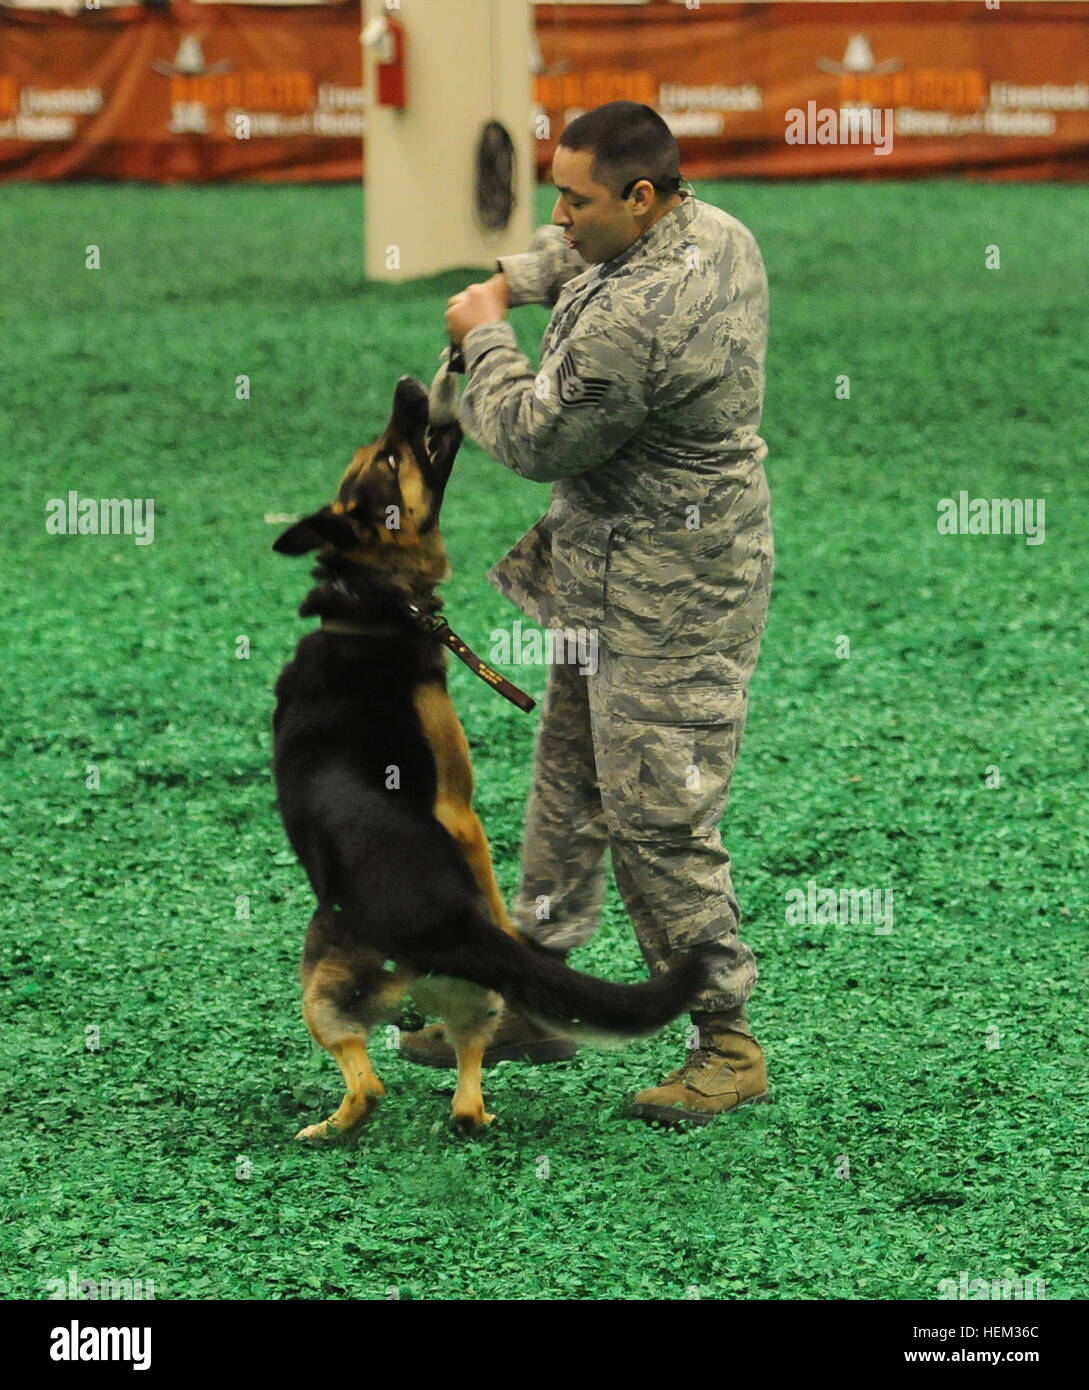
top-left (1, 178), bottom-right (1086, 1302)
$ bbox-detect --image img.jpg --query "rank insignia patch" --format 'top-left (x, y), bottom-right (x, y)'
top-left (555, 349), bottom-right (610, 407)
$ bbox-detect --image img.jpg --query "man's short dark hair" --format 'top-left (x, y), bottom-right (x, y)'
top-left (559, 101), bottom-right (682, 200)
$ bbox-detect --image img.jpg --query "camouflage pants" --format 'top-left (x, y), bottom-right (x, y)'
top-left (512, 635), bottom-right (764, 1036)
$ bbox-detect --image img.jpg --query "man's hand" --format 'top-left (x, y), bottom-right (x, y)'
top-left (445, 273), bottom-right (510, 347)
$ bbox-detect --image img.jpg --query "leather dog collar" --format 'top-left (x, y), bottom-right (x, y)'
top-left (320, 603), bottom-right (536, 714)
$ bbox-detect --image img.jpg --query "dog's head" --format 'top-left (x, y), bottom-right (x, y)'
top-left (273, 376), bottom-right (462, 561)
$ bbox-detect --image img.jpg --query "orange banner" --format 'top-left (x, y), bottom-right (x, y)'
top-left (0, 1), bottom-right (366, 182)
top-left (1, 2), bottom-right (1087, 183)
top-left (533, 2), bottom-right (1089, 180)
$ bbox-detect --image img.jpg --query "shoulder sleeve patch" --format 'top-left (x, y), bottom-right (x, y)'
top-left (555, 348), bottom-right (610, 407)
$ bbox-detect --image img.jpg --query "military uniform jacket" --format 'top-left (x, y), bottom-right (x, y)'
top-left (459, 193), bottom-right (773, 659)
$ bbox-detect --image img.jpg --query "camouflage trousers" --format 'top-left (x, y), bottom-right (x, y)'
top-left (512, 634), bottom-right (764, 1037)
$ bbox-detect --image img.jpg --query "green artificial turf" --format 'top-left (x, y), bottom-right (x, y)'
top-left (0, 179), bottom-right (1086, 1301)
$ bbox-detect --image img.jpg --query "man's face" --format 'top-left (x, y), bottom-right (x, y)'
top-left (551, 146), bottom-right (647, 266)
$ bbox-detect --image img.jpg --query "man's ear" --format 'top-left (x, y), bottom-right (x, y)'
top-left (273, 507), bottom-right (359, 556)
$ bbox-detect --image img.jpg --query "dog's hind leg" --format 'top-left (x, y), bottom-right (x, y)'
top-left (296, 912), bottom-right (393, 1142)
top-left (436, 981), bottom-right (503, 1133)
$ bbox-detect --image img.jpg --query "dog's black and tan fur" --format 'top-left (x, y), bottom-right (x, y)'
top-left (272, 375), bottom-right (707, 1138)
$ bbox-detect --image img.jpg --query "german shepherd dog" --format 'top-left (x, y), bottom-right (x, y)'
top-left (272, 374), bottom-right (707, 1139)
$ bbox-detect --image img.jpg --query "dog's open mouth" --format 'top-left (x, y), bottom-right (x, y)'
top-left (274, 373), bottom-right (463, 559)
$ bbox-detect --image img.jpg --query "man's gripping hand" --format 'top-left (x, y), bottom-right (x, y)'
top-left (445, 273), bottom-right (510, 347)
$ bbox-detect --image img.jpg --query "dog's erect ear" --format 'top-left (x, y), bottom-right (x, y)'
top-left (273, 507), bottom-right (359, 556)
top-left (426, 421), bottom-right (463, 494)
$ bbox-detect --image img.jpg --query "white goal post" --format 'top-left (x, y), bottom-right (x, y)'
top-left (362, 0), bottom-right (535, 281)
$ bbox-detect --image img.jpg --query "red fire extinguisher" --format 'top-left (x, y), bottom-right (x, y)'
top-left (367, 15), bottom-right (407, 110)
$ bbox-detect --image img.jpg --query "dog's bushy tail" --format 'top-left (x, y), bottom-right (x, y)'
top-left (415, 912), bottom-right (709, 1040)
top-left (320, 791), bottom-right (705, 1040)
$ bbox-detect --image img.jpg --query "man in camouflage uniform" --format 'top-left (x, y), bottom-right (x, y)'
top-left (402, 102), bottom-right (773, 1124)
